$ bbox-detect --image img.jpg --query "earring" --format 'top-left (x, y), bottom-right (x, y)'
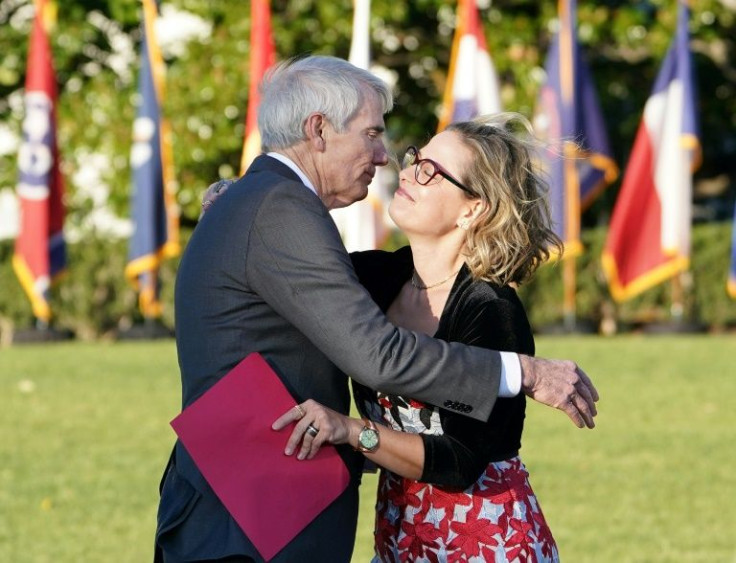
top-left (457, 219), bottom-right (469, 230)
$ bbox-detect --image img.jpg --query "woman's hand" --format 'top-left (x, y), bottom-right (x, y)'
top-left (199, 178), bottom-right (235, 218)
top-left (272, 399), bottom-right (359, 460)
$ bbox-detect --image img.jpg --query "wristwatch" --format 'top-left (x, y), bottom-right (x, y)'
top-left (356, 419), bottom-right (380, 453)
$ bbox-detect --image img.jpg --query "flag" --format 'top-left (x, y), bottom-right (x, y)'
top-left (13, 0), bottom-right (66, 324)
top-left (534, 0), bottom-right (618, 257)
top-left (239, 0), bottom-right (275, 174)
top-left (125, 0), bottom-right (179, 318)
top-left (437, 0), bottom-right (501, 132)
top-left (727, 202), bottom-right (736, 299)
top-left (602, 2), bottom-right (700, 302)
top-left (330, 0), bottom-right (392, 252)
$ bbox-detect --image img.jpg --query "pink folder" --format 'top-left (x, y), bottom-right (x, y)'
top-left (171, 352), bottom-right (350, 561)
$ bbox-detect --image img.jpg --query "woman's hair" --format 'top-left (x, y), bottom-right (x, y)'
top-left (258, 55), bottom-right (393, 150)
top-left (447, 112), bottom-right (563, 286)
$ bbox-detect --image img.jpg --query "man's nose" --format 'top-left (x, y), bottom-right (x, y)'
top-left (374, 142), bottom-right (389, 166)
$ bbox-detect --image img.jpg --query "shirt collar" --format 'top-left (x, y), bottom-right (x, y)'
top-left (267, 152), bottom-right (318, 196)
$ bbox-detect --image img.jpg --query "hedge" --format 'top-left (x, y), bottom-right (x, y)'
top-left (1, 222), bottom-right (734, 342)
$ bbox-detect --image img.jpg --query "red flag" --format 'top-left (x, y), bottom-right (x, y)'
top-left (239, 0), bottom-right (276, 174)
top-left (602, 2), bottom-right (699, 302)
top-left (13, 0), bottom-right (66, 323)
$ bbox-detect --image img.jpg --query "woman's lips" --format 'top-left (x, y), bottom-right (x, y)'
top-left (395, 187), bottom-right (415, 202)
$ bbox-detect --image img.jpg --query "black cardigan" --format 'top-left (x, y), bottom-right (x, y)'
top-left (350, 246), bottom-right (534, 489)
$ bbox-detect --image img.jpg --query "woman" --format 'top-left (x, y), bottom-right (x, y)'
top-left (275, 112), bottom-right (563, 562)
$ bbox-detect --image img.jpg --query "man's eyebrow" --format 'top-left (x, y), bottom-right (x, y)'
top-left (367, 125), bottom-right (385, 133)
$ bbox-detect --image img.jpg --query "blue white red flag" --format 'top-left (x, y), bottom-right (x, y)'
top-left (603, 1), bottom-right (700, 302)
top-left (534, 0), bottom-right (617, 257)
top-left (438, 0), bottom-right (501, 132)
top-left (125, 0), bottom-right (179, 318)
top-left (240, 0), bottom-right (276, 174)
top-left (13, 0), bottom-right (66, 323)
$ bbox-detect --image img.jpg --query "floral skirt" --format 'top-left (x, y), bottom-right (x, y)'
top-left (371, 456), bottom-right (559, 563)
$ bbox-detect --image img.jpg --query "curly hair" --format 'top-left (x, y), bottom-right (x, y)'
top-left (446, 112), bottom-right (562, 286)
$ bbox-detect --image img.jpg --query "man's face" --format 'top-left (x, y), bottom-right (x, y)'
top-left (318, 93), bottom-right (388, 210)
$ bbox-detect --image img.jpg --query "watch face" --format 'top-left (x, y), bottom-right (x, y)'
top-left (359, 428), bottom-right (379, 450)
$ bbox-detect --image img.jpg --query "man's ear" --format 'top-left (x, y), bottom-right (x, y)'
top-left (304, 112), bottom-right (327, 151)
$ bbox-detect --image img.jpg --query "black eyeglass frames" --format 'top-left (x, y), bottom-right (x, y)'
top-left (401, 146), bottom-right (473, 195)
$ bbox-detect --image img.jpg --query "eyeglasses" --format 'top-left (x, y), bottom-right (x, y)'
top-left (402, 145), bottom-right (473, 195)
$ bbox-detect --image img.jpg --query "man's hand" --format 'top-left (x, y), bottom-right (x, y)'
top-left (519, 355), bottom-right (599, 428)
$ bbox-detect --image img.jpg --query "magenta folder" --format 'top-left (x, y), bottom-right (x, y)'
top-left (171, 353), bottom-right (350, 561)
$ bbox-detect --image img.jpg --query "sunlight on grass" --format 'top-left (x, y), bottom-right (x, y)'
top-left (1, 336), bottom-right (734, 562)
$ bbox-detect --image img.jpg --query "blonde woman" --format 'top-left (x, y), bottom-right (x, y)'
top-left (278, 113), bottom-right (563, 562)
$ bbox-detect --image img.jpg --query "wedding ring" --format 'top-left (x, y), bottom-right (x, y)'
top-left (294, 404), bottom-right (306, 419)
top-left (306, 424), bottom-right (319, 437)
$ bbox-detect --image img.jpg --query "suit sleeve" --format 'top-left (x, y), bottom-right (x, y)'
top-left (419, 295), bottom-right (533, 488)
top-left (245, 184), bottom-right (502, 422)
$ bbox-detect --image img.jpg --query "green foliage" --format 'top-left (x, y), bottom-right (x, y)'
top-left (518, 221), bottom-right (736, 330)
top-left (1, 223), bottom-right (732, 339)
top-left (0, 0), bottom-right (734, 335)
top-left (0, 229), bottom-right (189, 338)
top-left (2, 337), bottom-right (734, 561)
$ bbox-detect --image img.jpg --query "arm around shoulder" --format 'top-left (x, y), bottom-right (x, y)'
top-left (247, 187), bottom-right (504, 422)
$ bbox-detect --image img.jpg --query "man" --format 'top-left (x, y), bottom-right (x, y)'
top-left (155, 56), bottom-right (597, 562)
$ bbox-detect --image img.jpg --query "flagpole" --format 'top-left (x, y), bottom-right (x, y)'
top-left (562, 139), bottom-right (579, 330)
top-left (670, 274), bottom-right (684, 320)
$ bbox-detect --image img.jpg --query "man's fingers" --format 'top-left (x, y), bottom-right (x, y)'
top-left (576, 366), bottom-right (599, 402)
top-left (575, 379), bottom-right (597, 418)
top-left (560, 397), bottom-right (585, 428)
top-left (572, 392), bottom-right (596, 429)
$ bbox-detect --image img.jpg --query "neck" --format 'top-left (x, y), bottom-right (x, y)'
top-left (276, 146), bottom-right (330, 204)
top-left (407, 234), bottom-right (465, 291)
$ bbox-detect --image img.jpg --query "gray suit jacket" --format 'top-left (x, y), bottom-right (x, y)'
top-left (155, 155), bottom-right (504, 561)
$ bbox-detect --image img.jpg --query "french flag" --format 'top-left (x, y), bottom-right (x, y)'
top-left (437, 0), bottom-right (501, 132)
top-left (603, 1), bottom-right (700, 302)
top-left (13, 0), bottom-right (66, 324)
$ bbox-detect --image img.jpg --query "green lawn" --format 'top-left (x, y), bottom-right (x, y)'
top-left (1, 336), bottom-right (734, 562)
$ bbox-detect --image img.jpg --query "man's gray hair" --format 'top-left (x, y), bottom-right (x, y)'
top-left (258, 55), bottom-right (393, 151)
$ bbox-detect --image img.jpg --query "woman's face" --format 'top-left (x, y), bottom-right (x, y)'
top-left (389, 130), bottom-right (477, 238)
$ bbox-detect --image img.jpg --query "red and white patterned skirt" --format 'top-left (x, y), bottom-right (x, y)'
top-left (371, 456), bottom-right (559, 562)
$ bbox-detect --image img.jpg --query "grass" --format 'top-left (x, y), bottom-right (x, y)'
top-left (1, 336), bottom-right (735, 562)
